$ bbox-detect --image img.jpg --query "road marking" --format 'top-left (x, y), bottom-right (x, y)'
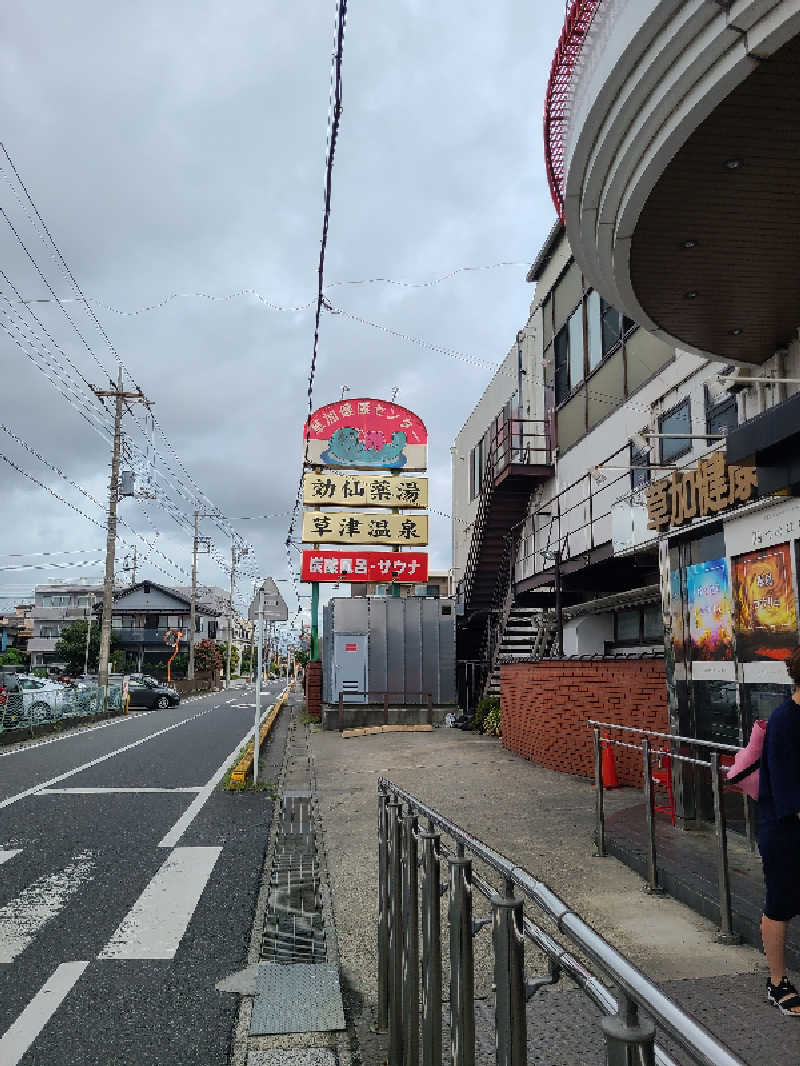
top-left (0, 706), bottom-right (217, 811)
top-left (0, 960), bottom-right (89, 1066)
top-left (0, 714), bottom-right (137, 760)
top-left (36, 786), bottom-right (204, 795)
top-left (0, 848), bottom-right (21, 865)
top-left (0, 851), bottom-right (93, 963)
top-left (157, 721), bottom-right (263, 849)
top-left (99, 846), bottom-right (222, 959)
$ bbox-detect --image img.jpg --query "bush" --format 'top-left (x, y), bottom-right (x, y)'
top-left (483, 702), bottom-right (502, 737)
top-left (473, 695), bottom-right (499, 734)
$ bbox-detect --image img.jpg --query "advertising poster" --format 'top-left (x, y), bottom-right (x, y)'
top-left (686, 557), bottom-right (733, 661)
top-left (733, 542), bottom-right (798, 661)
top-left (670, 569), bottom-right (685, 661)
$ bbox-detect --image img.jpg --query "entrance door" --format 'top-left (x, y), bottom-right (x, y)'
top-left (334, 634), bottom-right (367, 704)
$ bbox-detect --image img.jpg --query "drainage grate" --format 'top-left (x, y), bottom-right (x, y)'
top-left (260, 792), bottom-right (328, 963)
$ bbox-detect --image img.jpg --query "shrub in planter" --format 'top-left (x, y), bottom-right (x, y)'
top-left (484, 702), bottom-right (501, 738)
top-left (473, 695), bottom-right (500, 734)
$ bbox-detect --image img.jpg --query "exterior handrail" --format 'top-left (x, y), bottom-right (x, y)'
top-left (378, 776), bottom-right (747, 1066)
top-left (588, 719), bottom-right (740, 755)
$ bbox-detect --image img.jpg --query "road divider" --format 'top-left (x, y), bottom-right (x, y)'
top-left (228, 688), bottom-right (289, 788)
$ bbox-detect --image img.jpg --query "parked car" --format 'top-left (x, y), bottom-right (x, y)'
top-left (14, 675), bottom-right (67, 722)
top-left (0, 670), bottom-right (26, 729)
top-left (127, 676), bottom-right (180, 710)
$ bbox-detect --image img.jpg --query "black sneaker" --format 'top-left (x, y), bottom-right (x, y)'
top-left (767, 976), bottom-right (800, 1016)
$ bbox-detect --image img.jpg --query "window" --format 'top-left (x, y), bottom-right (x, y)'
top-left (705, 388), bottom-right (737, 440)
top-left (208, 620), bottom-right (218, 640)
top-left (659, 398), bottom-right (692, 462)
top-left (630, 442), bottom-right (650, 490)
top-left (554, 325), bottom-right (570, 405)
top-left (469, 437), bottom-right (486, 501)
top-left (567, 305), bottom-right (584, 389)
top-left (643, 604), bottom-right (662, 641)
top-left (615, 609), bottom-right (641, 643)
top-left (587, 290), bottom-right (603, 371)
top-left (41, 595), bottom-right (70, 608)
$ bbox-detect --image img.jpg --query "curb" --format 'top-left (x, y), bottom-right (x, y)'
top-left (228, 687), bottom-right (291, 787)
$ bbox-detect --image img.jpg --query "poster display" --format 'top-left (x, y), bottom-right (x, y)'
top-left (686, 557), bottom-right (733, 661)
top-left (301, 550), bottom-right (428, 583)
top-left (732, 542), bottom-right (798, 661)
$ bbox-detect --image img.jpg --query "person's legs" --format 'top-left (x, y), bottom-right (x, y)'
top-left (762, 914), bottom-right (788, 983)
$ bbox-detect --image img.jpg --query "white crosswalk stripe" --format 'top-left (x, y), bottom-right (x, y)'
top-left (0, 848), bottom-right (21, 866)
top-left (0, 850), bottom-right (93, 963)
top-left (99, 846), bottom-right (222, 960)
top-left (0, 961), bottom-right (89, 1066)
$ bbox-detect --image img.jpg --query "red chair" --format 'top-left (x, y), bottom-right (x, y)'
top-left (651, 750), bottom-right (675, 826)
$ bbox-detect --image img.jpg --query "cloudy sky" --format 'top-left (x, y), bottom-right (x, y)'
top-left (0, 0), bottom-right (564, 621)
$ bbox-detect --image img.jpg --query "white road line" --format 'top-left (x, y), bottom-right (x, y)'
top-left (0, 960), bottom-right (89, 1066)
top-left (0, 851), bottom-right (93, 963)
top-left (0, 714), bottom-right (137, 759)
top-left (98, 846), bottom-right (221, 959)
top-left (0, 848), bottom-right (21, 865)
top-left (36, 787), bottom-right (204, 795)
top-left (0, 706), bottom-right (216, 811)
top-left (157, 721), bottom-right (260, 849)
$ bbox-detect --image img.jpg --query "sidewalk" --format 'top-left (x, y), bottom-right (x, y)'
top-left (308, 723), bottom-right (799, 1066)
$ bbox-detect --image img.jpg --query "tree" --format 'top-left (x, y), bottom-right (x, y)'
top-left (0, 646), bottom-right (26, 667)
top-left (55, 620), bottom-right (120, 675)
top-left (221, 642), bottom-right (241, 675)
top-left (294, 649), bottom-right (310, 668)
top-left (194, 638), bottom-right (223, 675)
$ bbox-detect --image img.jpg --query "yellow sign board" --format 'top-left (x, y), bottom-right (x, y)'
top-left (302, 511), bottom-right (428, 546)
top-left (302, 472), bottom-right (427, 509)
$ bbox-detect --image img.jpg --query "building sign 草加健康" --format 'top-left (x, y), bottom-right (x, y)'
top-left (646, 451), bottom-right (757, 532)
top-left (301, 511), bottom-right (428, 547)
top-left (302, 472), bottom-right (427, 508)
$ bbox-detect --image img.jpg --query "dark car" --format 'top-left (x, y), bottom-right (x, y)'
top-left (127, 676), bottom-right (180, 711)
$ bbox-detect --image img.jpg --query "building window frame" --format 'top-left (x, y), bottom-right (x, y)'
top-left (630, 441), bottom-right (650, 491)
top-left (705, 386), bottom-right (737, 442)
top-left (659, 397), bottom-right (692, 463)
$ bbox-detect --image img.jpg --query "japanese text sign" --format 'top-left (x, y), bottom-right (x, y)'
top-left (732, 543), bottom-right (798, 661)
top-left (646, 451), bottom-right (757, 532)
top-left (301, 511), bottom-right (428, 546)
top-left (302, 472), bottom-right (428, 509)
top-left (301, 550), bottom-right (428, 583)
top-left (303, 398), bottom-right (427, 470)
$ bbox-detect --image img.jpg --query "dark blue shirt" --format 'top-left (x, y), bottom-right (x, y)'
top-left (759, 697), bottom-right (800, 828)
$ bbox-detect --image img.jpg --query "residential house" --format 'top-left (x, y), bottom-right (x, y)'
top-left (28, 580), bottom-right (103, 669)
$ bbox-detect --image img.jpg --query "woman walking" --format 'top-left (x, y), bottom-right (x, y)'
top-left (760, 646), bottom-right (800, 1014)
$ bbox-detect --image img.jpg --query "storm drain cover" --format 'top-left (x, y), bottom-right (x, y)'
top-left (249, 963), bottom-right (345, 1034)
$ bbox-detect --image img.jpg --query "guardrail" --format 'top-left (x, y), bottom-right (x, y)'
top-left (0, 682), bottom-right (125, 738)
top-left (589, 721), bottom-right (747, 944)
top-left (377, 777), bottom-right (747, 1066)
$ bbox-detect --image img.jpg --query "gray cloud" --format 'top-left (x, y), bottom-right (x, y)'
top-left (0, 0), bottom-right (564, 615)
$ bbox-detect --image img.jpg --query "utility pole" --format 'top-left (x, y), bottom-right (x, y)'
top-left (253, 584), bottom-right (265, 781)
top-left (83, 592), bottom-right (94, 678)
top-left (188, 514), bottom-right (212, 681)
top-left (94, 366), bottom-right (147, 696)
top-left (225, 540), bottom-right (248, 688)
top-left (189, 511), bottom-right (199, 680)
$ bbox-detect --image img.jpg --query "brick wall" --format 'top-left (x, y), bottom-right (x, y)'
top-left (500, 659), bottom-right (668, 785)
top-left (305, 660), bottom-right (323, 720)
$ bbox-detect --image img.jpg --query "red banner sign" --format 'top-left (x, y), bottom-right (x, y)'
top-left (301, 549), bottom-right (428, 583)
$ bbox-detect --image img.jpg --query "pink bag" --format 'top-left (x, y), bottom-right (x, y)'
top-left (723, 720), bottom-right (766, 801)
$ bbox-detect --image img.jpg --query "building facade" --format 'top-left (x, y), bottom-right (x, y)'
top-left (349, 569), bottom-right (452, 599)
top-left (28, 580), bottom-right (103, 669)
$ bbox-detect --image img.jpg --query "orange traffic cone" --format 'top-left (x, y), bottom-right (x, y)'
top-left (601, 733), bottom-right (620, 789)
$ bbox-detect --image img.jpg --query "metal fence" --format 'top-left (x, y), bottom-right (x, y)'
top-left (589, 721), bottom-right (748, 945)
top-left (0, 682), bottom-right (125, 735)
top-left (377, 777), bottom-right (747, 1066)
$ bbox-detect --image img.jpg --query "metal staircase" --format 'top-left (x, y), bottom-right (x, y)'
top-left (483, 607), bottom-right (556, 698)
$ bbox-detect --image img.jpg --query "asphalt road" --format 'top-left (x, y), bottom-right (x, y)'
top-left (0, 680), bottom-right (286, 1066)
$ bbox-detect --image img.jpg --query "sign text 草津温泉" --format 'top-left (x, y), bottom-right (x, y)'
top-left (302, 472), bottom-right (427, 508)
top-left (301, 511), bottom-right (428, 546)
top-left (300, 550), bottom-right (428, 583)
top-left (646, 451), bottom-right (757, 532)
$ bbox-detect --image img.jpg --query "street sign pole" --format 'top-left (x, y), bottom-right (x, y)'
top-left (311, 581), bottom-right (320, 661)
top-left (253, 587), bottom-right (264, 783)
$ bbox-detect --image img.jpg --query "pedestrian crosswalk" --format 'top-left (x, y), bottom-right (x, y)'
top-left (0, 845), bottom-right (221, 963)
